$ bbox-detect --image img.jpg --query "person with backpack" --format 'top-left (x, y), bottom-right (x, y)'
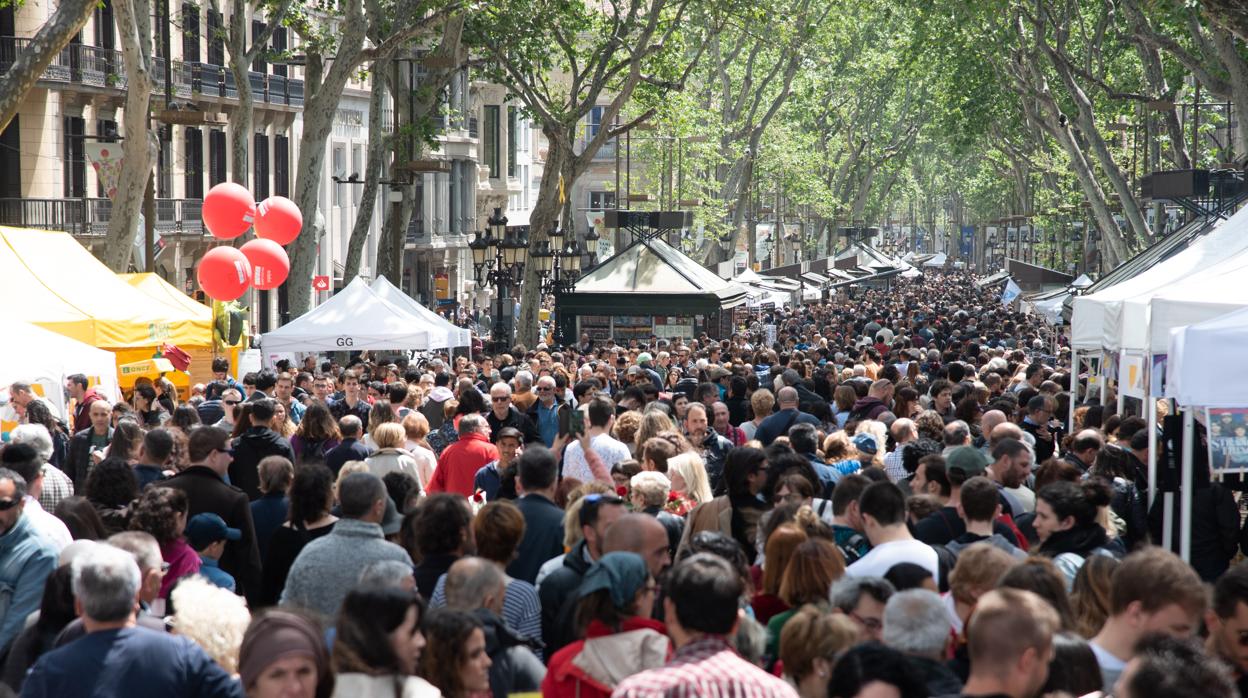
top-left (944, 476), bottom-right (1027, 560)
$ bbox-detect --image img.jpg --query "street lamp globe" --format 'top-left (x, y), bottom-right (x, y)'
top-left (489, 207), bottom-right (508, 241)
top-left (563, 241), bottom-right (582, 274)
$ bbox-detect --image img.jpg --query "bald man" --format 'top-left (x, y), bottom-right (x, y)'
top-left (754, 386), bottom-right (821, 446)
top-left (603, 513), bottom-right (672, 578)
top-left (66, 400), bottom-right (113, 490)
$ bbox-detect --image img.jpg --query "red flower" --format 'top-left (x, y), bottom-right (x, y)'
top-left (667, 490), bottom-right (680, 502)
top-left (615, 485), bottom-right (628, 497)
top-left (472, 489), bottom-right (484, 503)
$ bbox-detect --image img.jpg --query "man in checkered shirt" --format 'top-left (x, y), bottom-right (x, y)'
top-left (612, 554), bottom-right (797, 698)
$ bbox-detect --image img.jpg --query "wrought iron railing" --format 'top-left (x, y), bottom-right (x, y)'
top-left (0, 198), bottom-right (206, 237)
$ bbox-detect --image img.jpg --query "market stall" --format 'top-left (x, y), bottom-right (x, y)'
top-left (558, 237), bottom-right (748, 343)
top-left (259, 277), bottom-right (432, 361)
top-left (0, 321), bottom-right (119, 423)
top-left (370, 276), bottom-right (472, 349)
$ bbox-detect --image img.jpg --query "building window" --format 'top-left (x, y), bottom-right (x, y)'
top-left (207, 10), bottom-right (224, 66)
top-left (483, 106), bottom-right (500, 179)
top-left (63, 116), bottom-right (85, 198)
top-left (588, 106), bottom-right (604, 138)
top-left (0, 116), bottom-right (20, 200)
top-left (251, 20), bottom-right (266, 72)
top-left (507, 106), bottom-right (517, 178)
top-left (271, 27), bottom-right (287, 77)
top-left (94, 0), bottom-right (114, 49)
top-left (184, 127), bottom-right (203, 198)
top-left (254, 132), bottom-right (270, 199)
top-left (448, 160), bottom-right (460, 233)
top-left (181, 3), bottom-right (200, 62)
top-left (209, 129), bottom-right (226, 186)
top-left (589, 191), bottom-right (616, 210)
top-left (332, 145), bottom-right (345, 206)
top-left (274, 134), bottom-right (289, 197)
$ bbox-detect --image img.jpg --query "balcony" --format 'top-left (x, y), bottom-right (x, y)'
top-left (0, 198), bottom-right (205, 237)
top-left (0, 38), bottom-right (304, 108)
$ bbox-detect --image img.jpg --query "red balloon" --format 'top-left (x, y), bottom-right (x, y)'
top-left (240, 238), bottom-right (290, 290)
top-left (254, 196), bottom-right (303, 245)
top-left (197, 246), bottom-right (252, 301)
top-left (202, 183), bottom-right (256, 240)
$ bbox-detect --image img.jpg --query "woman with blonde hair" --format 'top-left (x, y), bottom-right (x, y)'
top-left (169, 576), bottom-right (251, 675)
top-left (634, 410), bottom-right (676, 450)
top-left (401, 412), bottom-right (437, 486)
top-left (271, 401), bottom-right (297, 438)
top-left (364, 423), bottom-right (423, 486)
top-left (362, 400), bottom-right (397, 450)
top-left (742, 389), bottom-right (776, 441)
top-left (666, 452), bottom-right (713, 505)
top-left (612, 410), bottom-right (643, 456)
top-left (854, 420), bottom-right (888, 468)
top-left (779, 605), bottom-right (859, 698)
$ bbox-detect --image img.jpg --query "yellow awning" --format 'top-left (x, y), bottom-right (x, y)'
top-left (120, 273), bottom-right (213, 321)
top-left (0, 227), bottom-right (211, 348)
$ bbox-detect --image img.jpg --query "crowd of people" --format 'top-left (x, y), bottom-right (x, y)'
top-left (0, 272), bottom-right (1244, 698)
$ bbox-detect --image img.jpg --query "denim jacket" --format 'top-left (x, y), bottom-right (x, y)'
top-left (0, 514), bottom-right (58, 648)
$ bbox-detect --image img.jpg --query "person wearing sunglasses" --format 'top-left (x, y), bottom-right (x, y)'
top-left (0, 466), bottom-right (57, 650)
top-left (162, 426), bottom-right (264, 608)
top-left (1204, 564), bottom-right (1248, 694)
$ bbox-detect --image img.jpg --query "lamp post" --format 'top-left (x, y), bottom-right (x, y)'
top-left (534, 226), bottom-right (584, 347)
top-left (469, 207), bottom-right (528, 350)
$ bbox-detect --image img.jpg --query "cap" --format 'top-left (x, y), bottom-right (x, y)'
top-left (852, 433), bottom-right (879, 456)
top-left (946, 446), bottom-right (990, 477)
top-left (707, 366), bottom-right (731, 380)
top-left (186, 512), bottom-right (241, 550)
top-left (637, 352), bottom-right (653, 364)
top-left (380, 496), bottom-right (403, 536)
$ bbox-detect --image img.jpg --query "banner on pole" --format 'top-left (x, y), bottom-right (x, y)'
top-left (85, 142), bottom-right (123, 199)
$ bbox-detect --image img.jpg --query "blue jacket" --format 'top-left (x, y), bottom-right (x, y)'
top-left (23, 626), bottom-right (242, 698)
top-left (0, 514), bottom-right (58, 649)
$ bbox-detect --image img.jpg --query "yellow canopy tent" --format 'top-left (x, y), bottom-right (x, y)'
top-left (0, 227), bottom-right (219, 392)
top-left (120, 273), bottom-right (242, 391)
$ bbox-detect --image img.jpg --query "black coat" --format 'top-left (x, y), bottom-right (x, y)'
top-left (229, 427), bottom-right (295, 500)
top-left (65, 427), bottom-right (110, 491)
top-left (1151, 483), bottom-right (1239, 582)
top-left (473, 608), bottom-right (544, 698)
top-left (506, 494), bottom-right (565, 585)
top-left (538, 539), bottom-right (592, 657)
top-left (487, 406), bottom-right (542, 445)
top-left (162, 466), bottom-right (263, 606)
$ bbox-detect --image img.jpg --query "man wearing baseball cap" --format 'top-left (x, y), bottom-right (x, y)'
top-left (185, 513), bottom-right (242, 592)
top-left (912, 446), bottom-right (1025, 551)
top-left (635, 352), bottom-right (662, 390)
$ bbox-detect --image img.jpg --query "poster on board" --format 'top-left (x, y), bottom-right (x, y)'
top-left (1207, 408), bottom-right (1248, 475)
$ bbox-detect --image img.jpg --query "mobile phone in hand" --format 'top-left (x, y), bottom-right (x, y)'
top-left (570, 410), bottom-right (585, 437)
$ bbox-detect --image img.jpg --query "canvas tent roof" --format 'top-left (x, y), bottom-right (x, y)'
top-left (1080, 216), bottom-right (1218, 296)
top-left (1070, 273), bottom-right (1093, 288)
top-left (0, 227), bottom-right (210, 348)
top-left (0, 321), bottom-right (119, 421)
top-left (564, 238), bottom-right (748, 314)
top-left (121, 273), bottom-right (213, 320)
top-left (260, 276), bottom-right (431, 356)
top-left (1071, 207), bottom-right (1248, 351)
top-left (976, 270), bottom-right (1010, 287)
top-left (370, 276), bottom-right (471, 348)
top-left (923, 253), bottom-right (948, 267)
top-left (1166, 305), bottom-right (1248, 408)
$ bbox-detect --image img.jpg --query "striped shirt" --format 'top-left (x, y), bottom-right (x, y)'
top-left (612, 636), bottom-right (798, 698)
top-left (429, 572), bottom-right (543, 660)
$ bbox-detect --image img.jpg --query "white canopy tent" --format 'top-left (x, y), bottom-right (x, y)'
top-left (1146, 250), bottom-right (1248, 355)
top-left (260, 277), bottom-right (431, 359)
top-left (1070, 273), bottom-right (1093, 289)
top-left (370, 276), bottom-right (472, 348)
top-left (1167, 305), bottom-right (1248, 408)
top-left (1163, 305), bottom-right (1248, 562)
top-left (922, 253), bottom-right (947, 268)
top-left (1071, 207), bottom-right (1246, 352)
top-left (0, 321), bottom-right (119, 421)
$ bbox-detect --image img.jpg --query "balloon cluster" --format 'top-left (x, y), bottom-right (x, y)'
top-left (196, 183), bottom-right (303, 301)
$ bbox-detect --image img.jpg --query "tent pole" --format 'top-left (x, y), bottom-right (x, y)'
top-left (1069, 348), bottom-right (1079, 435)
top-left (1147, 395), bottom-right (1158, 508)
top-left (1162, 492), bottom-right (1174, 550)
top-left (1099, 353), bottom-right (1108, 406)
top-left (1180, 407), bottom-right (1194, 563)
top-left (1116, 350), bottom-right (1127, 415)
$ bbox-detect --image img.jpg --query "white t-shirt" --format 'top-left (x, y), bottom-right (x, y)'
top-left (846, 538), bottom-right (940, 585)
top-left (1090, 641), bottom-right (1127, 691)
top-left (562, 433), bottom-right (631, 483)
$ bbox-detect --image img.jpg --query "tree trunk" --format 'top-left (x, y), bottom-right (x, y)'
top-left (228, 0), bottom-right (250, 186)
top-left (1211, 26), bottom-right (1248, 161)
top-left (514, 130), bottom-right (571, 348)
top-left (343, 65), bottom-right (388, 284)
top-left (0, 0), bottom-right (96, 133)
top-left (101, 0), bottom-right (156, 272)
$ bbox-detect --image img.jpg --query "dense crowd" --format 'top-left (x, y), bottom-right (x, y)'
top-left (0, 272), bottom-right (1243, 698)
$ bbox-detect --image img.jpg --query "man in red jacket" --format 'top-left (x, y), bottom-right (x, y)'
top-left (66, 374), bottom-right (106, 434)
top-left (428, 414), bottom-right (499, 497)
